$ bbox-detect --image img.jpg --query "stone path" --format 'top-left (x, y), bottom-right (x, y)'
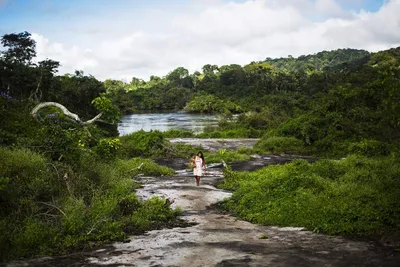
top-left (6, 140), bottom-right (399, 267)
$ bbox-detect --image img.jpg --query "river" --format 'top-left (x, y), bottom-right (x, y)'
top-left (118, 111), bottom-right (220, 136)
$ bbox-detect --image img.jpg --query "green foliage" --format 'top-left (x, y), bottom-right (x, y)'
top-left (347, 139), bottom-right (391, 157)
top-left (255, 136), bottom-right (307, 154)
top-left (206, 151), bottom-right (250, 164)
top-left (115, 158), bottom-right (174, 177)
top-left (94, 138), bottom-right (121, 160)
top-left (91, 95), bottom-right (121, 123)
top-left (195, 105), bottom-right (290, 138)
top-left (124, 197), bottom-right (181, 234)
top-left (119, 130), bottom-right (166, 158)
top-left (0, 99), bottom-right (42, 146)
top-left (2, 30), bottom-right (400, 260)
top-left (0, 148), bottom-right (56, 216)
top-left (0, 147), bottom-right (177, 261)
top-left (184, 94), bottom-right (242, 114)
top-left (220, 155), bottom-right (400, 237)
top-left (197, 127), bottom-right (263, 138)
top-left (277, 113), bottom-right (331, 145)
top-left (264, 48), bottom-right (369, 73)
top-left (117, 193), bottom-right (141, 216)
top-left (162, 129), bottom-right (195, 138)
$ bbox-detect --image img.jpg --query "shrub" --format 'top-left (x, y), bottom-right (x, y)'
top-left (115, 158), bottom-right (174, 177)
top-left (347, 139), bottom-right (390, 157)
top-left (162, 129), bottom-right (195, 138)
top-left (206, 151), bottom-right (250, 164)
top-left (219, 155), bottom-right (400, 237)
top-left (0, 148), bottom-right (56, 216)
top-left (94, 138), bottom-right (121, 160)
top-left (0, 147), bottom-right (177, 261)
top-left (118, 130), bottom-right (166, 158)
top-left (184, 94), bottom-right (242, 114)
top-left (197, 128), bottom-right (262, 138)
top-left (255, 136), bottom-right (306, 154)
top-left (125, 197), bottom-right (181, 234)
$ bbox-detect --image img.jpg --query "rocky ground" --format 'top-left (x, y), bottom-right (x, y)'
top-left (6, 139), bottom-right (399, 267)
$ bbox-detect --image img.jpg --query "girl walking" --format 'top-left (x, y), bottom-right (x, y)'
top-left (193, 151), bottom-right (206, 186)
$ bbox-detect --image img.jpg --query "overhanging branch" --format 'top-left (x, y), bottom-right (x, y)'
top-left (31, 102), bottom-right (103, 125)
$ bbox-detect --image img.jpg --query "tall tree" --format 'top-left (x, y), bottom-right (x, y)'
top-left (1, 31), bottom-right (36, 65)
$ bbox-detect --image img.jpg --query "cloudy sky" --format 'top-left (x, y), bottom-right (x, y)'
top-left (0, 0), bottom-right (399, 81)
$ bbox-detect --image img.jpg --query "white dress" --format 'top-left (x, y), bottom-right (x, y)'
top-left (193, 157), bottom-right (203, 176)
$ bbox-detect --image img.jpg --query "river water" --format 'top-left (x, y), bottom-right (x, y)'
top-left (117, 112), bottom-right (220, 136)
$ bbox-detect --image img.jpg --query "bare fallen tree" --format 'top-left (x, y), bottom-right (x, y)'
top-left (31, 102), bottom-right (103, 125)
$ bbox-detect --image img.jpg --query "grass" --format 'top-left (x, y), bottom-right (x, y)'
top-left (162, 129), bottom-right (195, 138)
top-left (197, 128), bottom-right (263, 138)
top-left (0, 147), bottom-right (179, 262)
top-left (219, 154), bottom-right (400, 239)
top-left (205, 150), bottom-right (251, 164)
top-left (254, 136), bottom-right (310, 155)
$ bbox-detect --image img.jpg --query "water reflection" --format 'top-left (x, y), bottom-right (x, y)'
top-left (118, 111), bottom-right (220, 136)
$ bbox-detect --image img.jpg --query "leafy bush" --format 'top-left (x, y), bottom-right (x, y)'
top-left (125, 197), bottom-right (181, 234)
top-left (347, 139), bottom-right (390, 157)
top-left (255, 136), bottom-right (306, 154)
top-left (0, 148), bottom-right (57, 216)
top-left (118, 130), bottom-right (166, 158)
top-left (0, 147), bottom-right (177, 261)
top-left (197, 128), bottom-right (263, 138)
top-left (162, 129), bottom-right (195, 138)
top-left (219, 155), bottom-right (400, 237)
top-left (115, 158), bottom-right (174, 177)
top-left (184, 94), bottom-right (242, 114)
top-left (94, 138), bottom-right (121, 160)
top-left (206, 150), bottom-right (251, 164)
top-left (277, 113), bottom-right (328, 144)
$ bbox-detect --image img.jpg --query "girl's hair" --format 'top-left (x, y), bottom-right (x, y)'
top-left (197, 151), bottom-right (204, 161)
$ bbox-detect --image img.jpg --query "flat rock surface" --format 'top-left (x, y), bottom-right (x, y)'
top-left (86, 171), bottom-right (399, 267)
top-left (6, 139), bottom-right (399, 267)
top-left (167, 138), bottom-right (260, 152)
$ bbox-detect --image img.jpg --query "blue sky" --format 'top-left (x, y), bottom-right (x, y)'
top-left (0, 0), bottom-right (397, 80)
top-left (334, 0), bottom-right (384, 11)
top-left (0, 0), bottom-right (386, 36)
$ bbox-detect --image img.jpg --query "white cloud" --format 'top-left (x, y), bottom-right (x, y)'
top-left (32, 0), bottom-right (400, 81)
top-left (33, 33), bottom-right (98, 72)
top-left (314, 0), bottom-right (348, 18)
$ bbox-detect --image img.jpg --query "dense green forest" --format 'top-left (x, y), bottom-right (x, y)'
top-left (0, 32), bottom-right (183, 261)
top-left (107, 45), bottom-right (400, 154)
top-left (1, 31), bottom-right (400, 261)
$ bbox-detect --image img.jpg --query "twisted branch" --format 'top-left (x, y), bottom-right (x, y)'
top-left (31, 102), bottom-right (103, 125)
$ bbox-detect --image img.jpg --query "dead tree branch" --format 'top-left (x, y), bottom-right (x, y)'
top-left (31, 102), bottom-right (103, 125)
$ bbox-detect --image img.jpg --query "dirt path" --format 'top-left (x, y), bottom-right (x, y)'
top-left (7, 139), bottom-right (399, 267)
top-left (82, 166), bottom-right (397, 267)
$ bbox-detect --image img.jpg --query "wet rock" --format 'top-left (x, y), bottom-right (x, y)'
top-left (7, 139), bottom-right (399, 267)
top-left (167, 138), bottom-right (260, 152)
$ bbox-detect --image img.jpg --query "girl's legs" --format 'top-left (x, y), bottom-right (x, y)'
top-left (195, 176), bottom-right (200, 186)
